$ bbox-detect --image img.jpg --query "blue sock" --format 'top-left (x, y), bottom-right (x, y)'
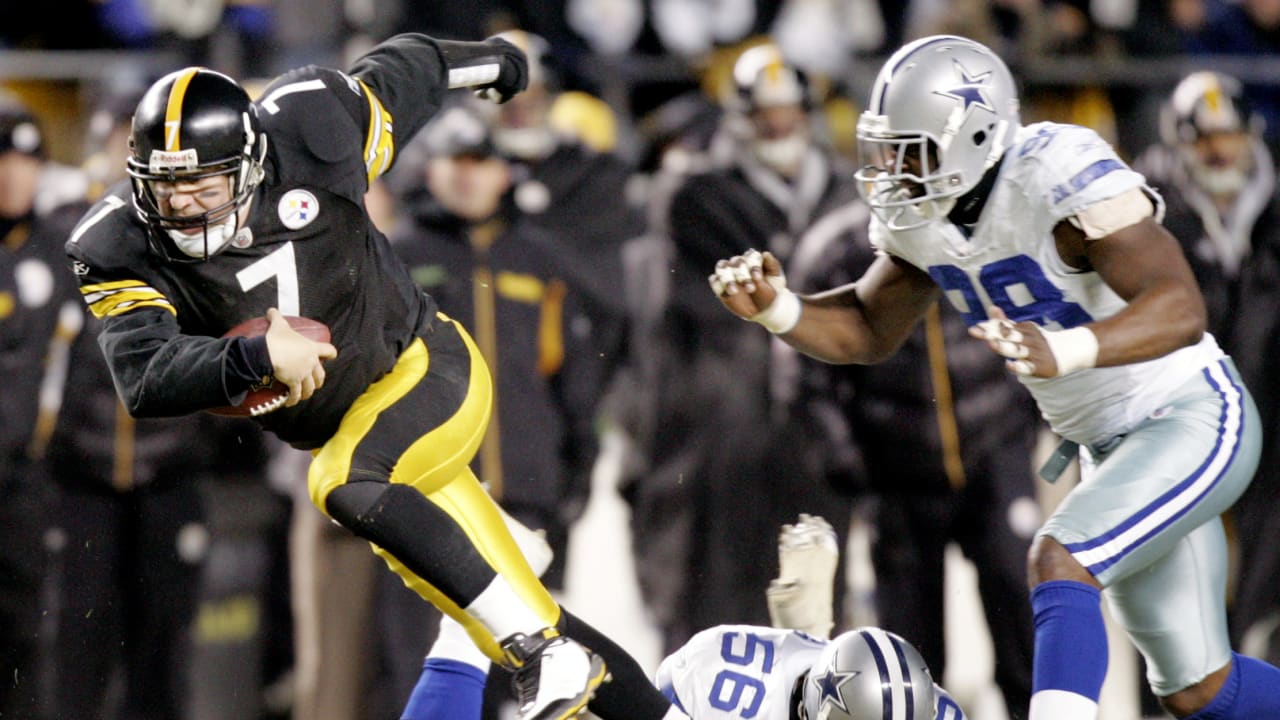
top-left (401, 657), bottom-right (488, 720)
top-left (1186, 653), bottom-right (1280, 720)
top-left (1031, 580), bottom-right (1108, 700)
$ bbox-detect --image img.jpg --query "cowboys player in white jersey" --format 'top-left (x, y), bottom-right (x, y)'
top-left (709, 35), bottom-right (1280, 720)
top-left (654, 515), bottom-right (964, 720)
top-left (656, 625), bottom-right (964, 720)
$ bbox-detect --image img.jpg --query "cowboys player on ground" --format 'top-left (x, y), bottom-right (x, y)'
top-left (657, 625), bottom-right (963, 720)
top-left (710, 35), bottom-right (1280, 720)
top-left (401, 514), bottom-right (964, 720)
top-left (64, 33), bottom-right (682, 720)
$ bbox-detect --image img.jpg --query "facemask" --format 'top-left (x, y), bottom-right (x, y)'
top-left (167, 198), bottom-right (249, 259)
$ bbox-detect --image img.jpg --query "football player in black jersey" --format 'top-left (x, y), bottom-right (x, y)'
top-left (64, 33), bottom-right (684, 720)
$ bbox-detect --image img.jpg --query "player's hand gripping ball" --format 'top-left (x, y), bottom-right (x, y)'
top-left (207, 315), bottom-right (332, 417)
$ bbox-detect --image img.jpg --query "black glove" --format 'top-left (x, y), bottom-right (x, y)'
top-left (476, 37), bottom-right (528, 104)
top-left (438, 36), bottom-right (528, 104)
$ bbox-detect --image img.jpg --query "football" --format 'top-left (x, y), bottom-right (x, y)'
top-left (206, 315), bottom-right (332, 418)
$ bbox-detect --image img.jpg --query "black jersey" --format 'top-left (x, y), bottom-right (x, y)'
top-left (66, 36), bottom-right (457, 448)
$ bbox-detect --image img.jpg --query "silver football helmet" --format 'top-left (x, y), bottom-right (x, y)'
top-left (800, 628), bottom-right (937, 720)
top-left (855, 35), bottom-right (1020, 229)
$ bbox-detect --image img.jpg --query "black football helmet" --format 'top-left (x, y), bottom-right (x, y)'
top-left (1160, 71), bottom-right (1262, 146)
top-left (1159, 71), bottom-right (1263, 196)
top-left (127, 67), bottom-right (266, 260)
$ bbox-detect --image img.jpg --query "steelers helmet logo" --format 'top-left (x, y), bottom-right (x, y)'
top-left (278, 189), bottom-right (319, 230)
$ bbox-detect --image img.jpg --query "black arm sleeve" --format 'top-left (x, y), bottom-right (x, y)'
top-left (347, 34), bottom-right (453, 148)
top-left (97, 308), bottom-right (270, 418)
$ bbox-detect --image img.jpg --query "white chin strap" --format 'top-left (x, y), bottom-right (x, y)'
top-left (1192, 164), bottom-right (1247, 195)
top-left (168, 209), bottom-right (240, 258)
top-left (752, 131), bottom-right (808, 175)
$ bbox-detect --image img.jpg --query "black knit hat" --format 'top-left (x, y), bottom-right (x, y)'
top-left (0, 98), bottom-right (44, 159)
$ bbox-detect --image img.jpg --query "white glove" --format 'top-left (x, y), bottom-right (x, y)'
top-left (767, 513), bottom-right (839, 638)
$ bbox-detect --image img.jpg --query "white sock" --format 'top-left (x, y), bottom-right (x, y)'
top-left (464, 574), bottom-right (549, 641)
top-left (1029, 689), bottom-right (1098, 720)
top-left (427, 613), bottom-right (491, 672)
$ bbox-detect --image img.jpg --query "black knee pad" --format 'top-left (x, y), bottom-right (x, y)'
top-left (324, 481), bottom-right (493, 603)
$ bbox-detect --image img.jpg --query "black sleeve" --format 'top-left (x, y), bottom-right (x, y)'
top-left (346, 33), bottom-right (527, 153)
top-left (346, 33), bottom-right (453, 154)
top-left (96, 307), bottom-right (272, 418)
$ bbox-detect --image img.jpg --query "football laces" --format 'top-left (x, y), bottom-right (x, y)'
top-left (248, 393), bottom-right (289, 416)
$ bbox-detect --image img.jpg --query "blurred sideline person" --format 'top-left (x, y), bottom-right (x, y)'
top-left (479, 30), bottom-right (641, 401)
top-left (708, 35), bottom-right (1280, 720)
top-left (403, 514), bottom-right (968, 720)
top-left (623, 41), bottom-right (861, 654)
top-left (0, 93), bottom-right (86, 720)
top-left (64, 33), bottom-right (684, 720)
top-left (1134, 70), bottom-right (1280, 666)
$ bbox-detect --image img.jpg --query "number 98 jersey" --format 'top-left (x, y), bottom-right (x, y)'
top-left (656, 625), bottom-right (824, 720)
top-left (872, 121), bottom-right (1224, 445)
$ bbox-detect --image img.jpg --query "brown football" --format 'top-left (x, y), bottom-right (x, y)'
top-left (206, 315), bottom-right (332, 417)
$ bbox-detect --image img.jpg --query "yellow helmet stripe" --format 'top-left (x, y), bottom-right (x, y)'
top-left (164, 68), bottom-right (201, 151)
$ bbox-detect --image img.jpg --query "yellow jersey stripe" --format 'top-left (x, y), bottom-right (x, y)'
top-left (82, 283), bottom-right (175, 318)
top-left (358, 79), bottom-right (395, 185)
top-left (164, 68), bottom-right (200, 151)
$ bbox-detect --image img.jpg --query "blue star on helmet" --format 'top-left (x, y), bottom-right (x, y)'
top-left (812, 667), bottom-right (860, 714)
top-left (935, 62), bottom-right (994, 114)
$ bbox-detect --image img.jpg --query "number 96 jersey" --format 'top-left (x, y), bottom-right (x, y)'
top-left (656, 626), bottom-right (823, 720)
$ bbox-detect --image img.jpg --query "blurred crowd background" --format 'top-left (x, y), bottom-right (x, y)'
top-left (4, 1), bottom-right (1280, 720)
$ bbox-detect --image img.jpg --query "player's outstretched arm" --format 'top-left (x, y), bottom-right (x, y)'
top-left (709, 249), bottom-right (938, 365)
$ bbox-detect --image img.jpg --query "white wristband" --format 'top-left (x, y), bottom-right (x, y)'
top-left (1041, 326), bottom-right (1099, 376)
top-left (750, 288), bottom-right (802, 334)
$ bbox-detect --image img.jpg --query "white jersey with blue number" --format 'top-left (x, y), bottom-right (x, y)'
top-left (872, 122), bottom-right (1224, 446)
top-left (654, 625), bottom-right (966, 720)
